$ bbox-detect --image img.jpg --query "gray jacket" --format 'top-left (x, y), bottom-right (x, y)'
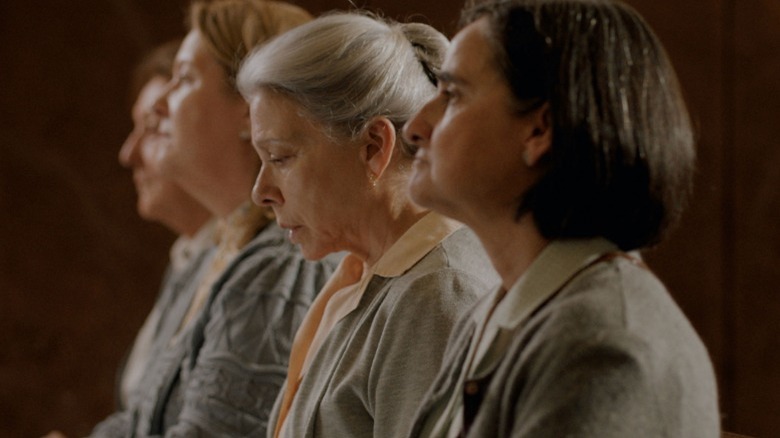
top-left (409, 255), bottom-right (720, 437)
top-left (91, 222), bottom-right (340, 437)
top-left (269, 227), bottom-right (498, 438)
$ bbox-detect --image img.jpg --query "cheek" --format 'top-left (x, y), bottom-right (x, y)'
top-left (298, 172), bottom-right (345, 220)
top-left (168, 90), bottom-right (210, 147)
top-left (167, 109), bottom-right (221, 175)
top-left (140, 138), bottom-right (171, 173)
top-left (427, 138), bottom-right (461, 183)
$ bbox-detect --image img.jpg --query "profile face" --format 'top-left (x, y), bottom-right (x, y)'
top-left (403, 18), bottom-right (535, 225)
top-left (153, 30), bottom-right (252, 211)
top-left (119, 76), bottom-right (195, 224)
top-left (247, 88), bottom-right (365, 260)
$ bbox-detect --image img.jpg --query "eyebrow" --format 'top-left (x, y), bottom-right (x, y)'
top-left (172, 59), bottom-right (192, 72)
top-left (252, 136), bottom-right (290, 151)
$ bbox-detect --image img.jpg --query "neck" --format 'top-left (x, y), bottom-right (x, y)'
top-left (355, 195), bottom-right (428, 267)
top-left (177, 211), bottom-right (211, 237)
top-left (156, 203), bottom-right (212, 237)
top-left (191, 157), bottom-right (259, 219)
top-left (468, 213), bottom-right (548, 290)
top-left (212, 195), bottom-right (249, 219)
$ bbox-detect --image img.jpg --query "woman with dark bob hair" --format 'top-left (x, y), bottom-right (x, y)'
top-left (402, 0), bottom-right (720, 436)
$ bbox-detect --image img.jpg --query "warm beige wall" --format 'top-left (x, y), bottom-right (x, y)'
top-left (1, 0), bottom-right (778, 436)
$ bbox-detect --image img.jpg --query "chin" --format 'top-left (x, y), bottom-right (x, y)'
top-left (408, 178), bottom-right (438, 211)
top-left (296, 237), bottom-right (342, 261)
top-left (137, 199), bottom-right (163, 224)
top-left (299, 246), bottom-right (331, 261)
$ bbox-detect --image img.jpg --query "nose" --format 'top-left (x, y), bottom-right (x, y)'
top-left (402, 97), bottom-right (436, 147)
top-left (251, 163), bottom-right (284, 207)
top-left (118, 127), bottom-right (143, 168)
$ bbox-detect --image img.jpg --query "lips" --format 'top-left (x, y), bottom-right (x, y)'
top-left (156, 119), bottom-right (172, 136)
top-left (413, 148), bottom-right (429, 164)
top-left (132, 171), bottom-right (148, 187)
top-left (279, 224), bottom-right (300, 231)
top-left (278, 222), bottom-right (302, 242)
top-left (412, 155), bottom-right (429, 171)
top-left (278, 222), bottom-right (300, 232)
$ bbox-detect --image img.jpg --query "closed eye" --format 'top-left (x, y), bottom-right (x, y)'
top-left (269, 154), bottom-right (292, 166)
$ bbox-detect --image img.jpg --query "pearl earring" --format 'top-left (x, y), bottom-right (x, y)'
top-left (239, 130), bottom-right (251, 141)
top-left (523, 150), bottom-right (532, 166)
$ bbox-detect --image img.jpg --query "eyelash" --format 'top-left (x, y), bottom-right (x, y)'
top-left (440, 87), bottom-right (457, 103)
top-left (267, 154), bottom-right (291, 166)
top-left (172, 70), bottom-right (192, 84)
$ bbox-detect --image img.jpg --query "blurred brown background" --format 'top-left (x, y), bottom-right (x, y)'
top-left (1, 0), bottom-right (777, 436)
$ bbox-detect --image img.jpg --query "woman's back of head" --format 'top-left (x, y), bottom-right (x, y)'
top-left (237, 12), bottom-right (449, 157)
top-left (463, 0), bottom-right (694, 250)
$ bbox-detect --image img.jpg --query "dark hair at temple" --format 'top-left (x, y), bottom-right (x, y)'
top-left (461, 0), bottom-right (695, 250)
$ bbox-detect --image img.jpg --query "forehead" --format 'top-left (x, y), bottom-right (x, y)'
top-left (442, 18), bottom-right (498, 82)
top-left (176, 31), bottom-right (200, 61)
top-left (249, 88), bottom-right (301, 122)
top-left (175, 30), bottom-right (213, 66)
top-left (248, 88), bottom-right (320, 141)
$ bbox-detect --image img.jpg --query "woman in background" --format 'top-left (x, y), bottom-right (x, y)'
top-left (402, 0), bottom-right (720, 436)
top-left (42, 38), bottom-right (217, 438)
top-left (238, 12), bottom-right (498, 438)
top-left (115, 38), bottom-right (215, 411)
top-left (88, 1), bottom-right (339, 436)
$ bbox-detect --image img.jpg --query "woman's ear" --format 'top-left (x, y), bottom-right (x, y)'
top-left (522, 103), bottom-right (552, 167)
top-left (361, 116), bottom-right (397, 180)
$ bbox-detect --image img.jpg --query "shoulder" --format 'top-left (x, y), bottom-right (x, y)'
top-left (417, 227), bottom-right (497, 281)
top-left (203, 223), bottom-right (340, 336)
top-left (368, 233), bottom-right (496, 337)
top-left (395, 227), bottom-right (498, 300)
top-left (539, 256), bottom-right (692, 344)
top-left (215, 222), bottom-right (339, 302)
top-left (510, 256), bottom-right (716, 405)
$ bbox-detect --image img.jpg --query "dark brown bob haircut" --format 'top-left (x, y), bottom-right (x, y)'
top-left (462, 0), bottom-right (695, 251)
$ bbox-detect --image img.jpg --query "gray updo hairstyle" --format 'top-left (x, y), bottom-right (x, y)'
top-left (237, 12), bottom-right (448, 157)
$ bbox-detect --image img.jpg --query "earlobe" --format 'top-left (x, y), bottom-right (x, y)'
top-left (362, 117), bottom-right (397, 180)
top-left (522, 103), bottom-right (552, 167)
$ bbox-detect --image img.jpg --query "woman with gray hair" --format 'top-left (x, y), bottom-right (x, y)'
top-left (238, 12), bottom-right (498, 438)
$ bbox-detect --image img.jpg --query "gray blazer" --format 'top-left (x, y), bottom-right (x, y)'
top-left (91, 222), bottom-right (340, 437)
top-left (408, 256), bottom-right (720, 437)
top-left (268, 227), bottom-right (498, 438)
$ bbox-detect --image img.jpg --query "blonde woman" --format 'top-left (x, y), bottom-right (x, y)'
top-left (87, 1), bottom-right (339, 436)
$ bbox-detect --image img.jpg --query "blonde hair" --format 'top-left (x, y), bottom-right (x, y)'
top-left (237, 13), bottom-right (448, 156)
top-left (189, 0), bottom-right (312, 90)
